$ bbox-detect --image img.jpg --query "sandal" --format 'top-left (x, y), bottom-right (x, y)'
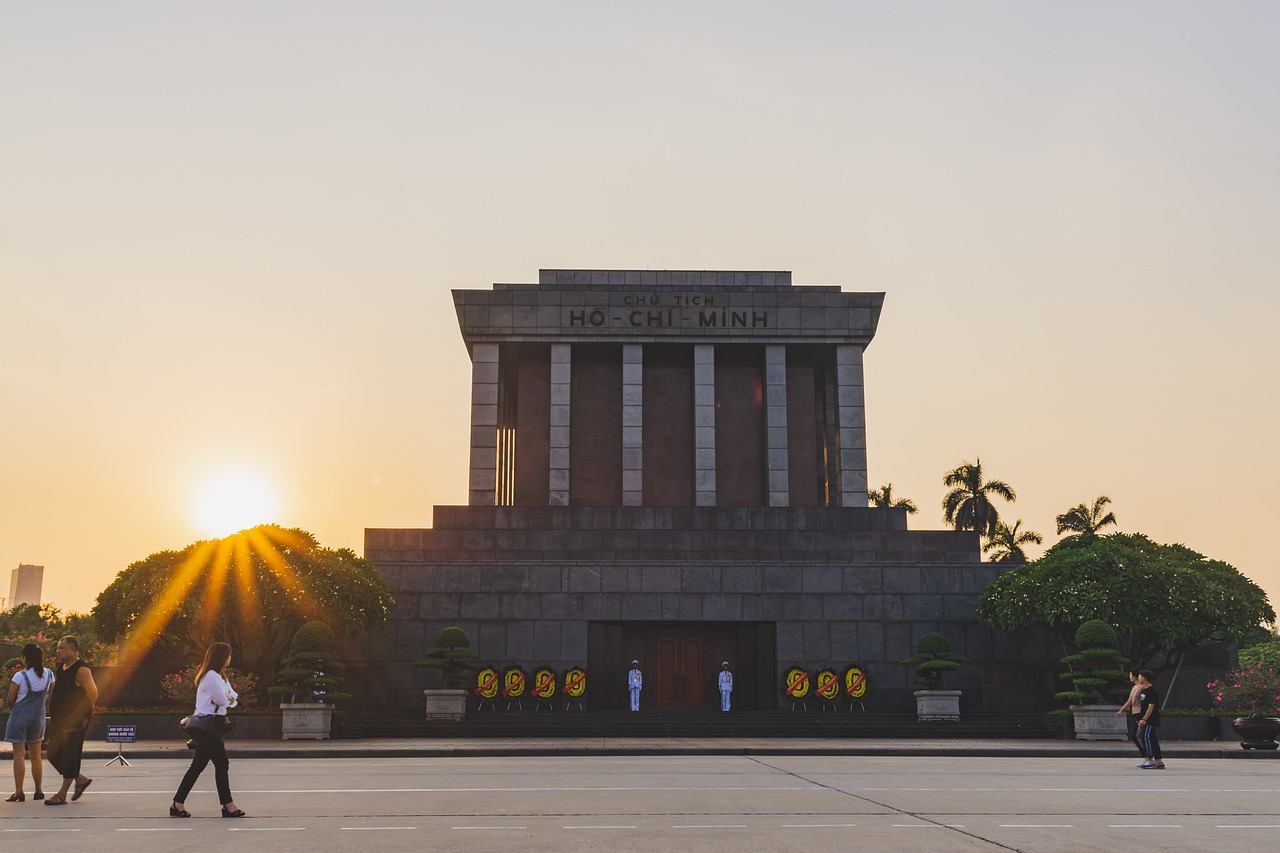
top-left (44, 797), bottom-right (68, 805)
top-left (221, 806), bottom-right (247, 818)
top-left (170, 805), bottom-right (191, 818)
top-left (5, 793), bottom-right (24, 802)
top-left (72, 778), bottom-right (92, 801)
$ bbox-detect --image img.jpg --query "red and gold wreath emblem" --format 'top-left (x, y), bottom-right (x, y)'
top-left (502, 665), bottom-right (526, 698)
top-left (562, 667), bottom-right (587, 698)
top-left (783, 667), bottom-right (811, 699)
top-left (815, 668), bottom-right (840, 701)
top-left (474, 666), bottom-right (500, 699)
top-left (844, 666), bottom-right (868, 699)
top-left (532, 667), bottom-right (556, 699)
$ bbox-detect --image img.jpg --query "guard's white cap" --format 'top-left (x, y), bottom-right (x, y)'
top-left (722, 661), bottom-right (730, 666)
top-left (631, 659), bottom-right (639, 665)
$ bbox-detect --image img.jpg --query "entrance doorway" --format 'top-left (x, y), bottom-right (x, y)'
top-left (655, 634), bottom-right (704, 706)
top-left (587, 621), bottom-right (775, 711)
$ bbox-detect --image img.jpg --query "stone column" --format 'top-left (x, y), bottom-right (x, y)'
top-left (549, 343), bottom-right (572, 506)
top-left (694, 344), bottom-right (716, 506)
top-left (835, 344), bottom-right (868, 507)
top-left (622, 344), bottom-right (643, 506)
top-left (467, 342), bottom-right (500, 506)
top-left (765, 344), bottom-right (789, 506)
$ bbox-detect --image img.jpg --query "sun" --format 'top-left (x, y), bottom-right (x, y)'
top-left (191, 470), bottom-right (279, 537)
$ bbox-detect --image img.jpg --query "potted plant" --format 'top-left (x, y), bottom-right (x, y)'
top-left (1057, 619), bottom-right (1130, 741)
top-left (268, 621), bottom-right (349, 740)
top-left (415, 626), bottom-right (479, 721)
top-left (1208, 637), bottom-right (1280, 749)
top-left (901, 632), bottom-right (966, 721)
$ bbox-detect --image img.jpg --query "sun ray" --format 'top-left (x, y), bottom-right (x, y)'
top-left (248, 527), bottom-right (324, 620)
top-left (194, 536), bottom-right (234, 644)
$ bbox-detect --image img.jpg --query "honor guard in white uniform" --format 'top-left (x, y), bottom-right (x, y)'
top-left (627, 660), bottom-right (643, 711)
top-left (718, 661), bottom-right (734, 711)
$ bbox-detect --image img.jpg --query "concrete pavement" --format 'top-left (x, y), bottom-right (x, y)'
top-left (78, 735), bottom-right (1280, 761)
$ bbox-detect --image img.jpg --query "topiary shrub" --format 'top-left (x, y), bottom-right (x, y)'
top-left (900, 632), bottom-right (967, 690)
top-left (1056, 619), bottom-right (1131, 705)
top-left (268, 621), bottom-right (350, 704)
top-left (415, 626), bottom-right (480, 689)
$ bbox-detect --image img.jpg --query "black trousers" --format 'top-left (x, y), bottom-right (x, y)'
top-left (174, 726), bottom-right (233, 805)
top-left (1127, 715), bottom-right (1143, 755)
top-left (47, 723), bottom-right (86, 780)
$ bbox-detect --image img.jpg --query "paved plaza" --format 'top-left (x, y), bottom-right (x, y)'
top-left (3, 753), bottom-right (1276, 852)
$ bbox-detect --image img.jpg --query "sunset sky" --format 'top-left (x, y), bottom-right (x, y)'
top-left (2, 3), bottom-right (1277, 618)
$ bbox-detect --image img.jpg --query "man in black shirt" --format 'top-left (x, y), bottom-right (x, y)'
top-left (1136, 669), bottom-right (1165, 770)
top-left (44, 636), bottom-right (98, 805)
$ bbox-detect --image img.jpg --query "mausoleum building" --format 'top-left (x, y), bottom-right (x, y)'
top-left (364, 270), bottom-right (1056, 712)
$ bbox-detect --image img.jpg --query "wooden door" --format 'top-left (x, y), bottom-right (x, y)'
top-left (655, 635), bottom-right (704, 707)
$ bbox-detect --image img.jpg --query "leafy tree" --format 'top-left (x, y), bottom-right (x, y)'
top-left (1055, 495), bottom-right (1118, 538)
top-left (415, 626), bottom-right (480, 689)
top-left (1056, 620), bottom-right (1130, 705)
top-left (868, 483), bottom-right (918, 514)
top-left (982, 519), bottom-right (1043, 563)
top-left (92, 525), bottom-right (393, 685)
top-left (900, 632), bottom-right (967, 689)
top-left (977, 532), bottom-right (1275, 671)
top-left (941, 458), bottom-right (1016, 537)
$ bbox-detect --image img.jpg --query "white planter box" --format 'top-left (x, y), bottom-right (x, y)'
top-left (1070, 704), bottom-right (1127, 740)
top-left (424, 689), bottom-right (469, 721)
top-left (280, 702), bottom-right (333, 740)
top-left (914, 690), bottom-right (961, 721)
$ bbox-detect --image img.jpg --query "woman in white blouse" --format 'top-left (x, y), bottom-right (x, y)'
top-left (169, 642), bottom-right (245, 818)
top-left (3, 643), bottom-right (54, 801)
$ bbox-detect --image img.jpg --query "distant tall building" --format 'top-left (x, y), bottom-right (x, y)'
top-left (8, 564), bottom-right (44, 608)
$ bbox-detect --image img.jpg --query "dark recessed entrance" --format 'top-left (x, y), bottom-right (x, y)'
top-left (588, 621), bottom-right (775, 712)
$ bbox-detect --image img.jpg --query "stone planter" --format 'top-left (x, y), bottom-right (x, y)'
top-left (280, 702), bottom-right (333, 740)
top-left (424, 689), bottom-right (469, 721)
top-left (1230, 715), bottom-right (1280, 750)
top-left (913, 690), bottom-right (961, 721)
top-left (1069, 704), bottom-right (1127, 740)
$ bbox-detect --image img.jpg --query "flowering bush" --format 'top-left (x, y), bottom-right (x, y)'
top-left (1208, 638), bottom-right (1280, 715)
top-left (161, 662), bottom-right (260, 709)
top-left (0, 631), bottom-right (118, 668)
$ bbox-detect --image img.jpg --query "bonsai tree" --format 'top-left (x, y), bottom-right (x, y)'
top-left (900, 632), bottom-right (967, 690)
top-left (1056, 619), bottom-right (1131, 705)
top-left (415, 626), bottom-right (479, 689)
top-left (268, 621), bottom-right (351, 704)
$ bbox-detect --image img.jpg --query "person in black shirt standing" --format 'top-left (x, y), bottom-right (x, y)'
top-left (44, 636), bottom-right (98, 805)
top-left (1135, 669), bottom-right (1165, 770)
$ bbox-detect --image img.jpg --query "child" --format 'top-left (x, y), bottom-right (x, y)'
top-left (1135, 670), bottom-right (1165, 769)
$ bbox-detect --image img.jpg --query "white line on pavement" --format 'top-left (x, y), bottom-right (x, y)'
top-left (563, 825), bottom-right (638, 829)
top-left (1216, 825), bottom-right (1280, 828)
top-left (999, 824), bottom-right (1074, 828)
top-left (453, 826), bottom-right (528, 830)
top-left (781, 823), bottom-right (859, 828)
top-left (3, 829), bottom-right (82, 833)
top-left (340, 826), bottom-right (417, 830)
top-left (1109, 824), bottom-right (1182, 828)
top-left (115, 828), bottom-right (193, 832)
top-left (227, 827), bottom-right (307, 831)
top-left (673, 824), bottom-right (748, 829)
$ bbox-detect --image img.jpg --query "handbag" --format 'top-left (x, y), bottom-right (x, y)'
top-left (179, 714), bottom-right (217, 735)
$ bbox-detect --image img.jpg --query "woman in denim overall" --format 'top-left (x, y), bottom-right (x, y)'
top-left (3, 643), bottom-right (53, 802)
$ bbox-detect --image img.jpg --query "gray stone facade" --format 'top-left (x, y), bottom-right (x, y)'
top-left (363, 507), bottom-right (1060, 713)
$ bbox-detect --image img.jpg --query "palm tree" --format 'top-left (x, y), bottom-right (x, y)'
top-left (982, 519), bottom-right (1043, 563)
top-left (1055, 495), bottom-right (1118, 537)
top-left (867, 483), bottom-right (918, 514)
top-left (941, 458), bottom-right (1016, 537)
